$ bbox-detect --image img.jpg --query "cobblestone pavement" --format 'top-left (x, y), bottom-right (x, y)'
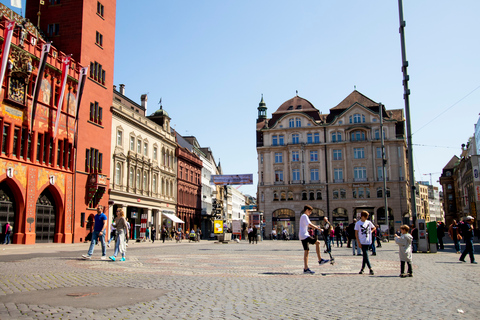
top-left (0, 239), bottom-right (479, 320)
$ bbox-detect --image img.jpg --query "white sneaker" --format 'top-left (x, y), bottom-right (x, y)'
top-left (126, 243), bottom-right (129, 247)
top-left (82, 254), bottom-right (91, 259)
top-left (101, 256), bottom-right (107, 260)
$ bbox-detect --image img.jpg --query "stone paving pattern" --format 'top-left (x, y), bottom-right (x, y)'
top-left (0, 239), bottom-right (479, 319)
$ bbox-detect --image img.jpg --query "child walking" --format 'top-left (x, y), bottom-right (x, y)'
top-left (394, 225), bottom-right (413, 277)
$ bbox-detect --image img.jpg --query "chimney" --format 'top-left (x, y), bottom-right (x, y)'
top-left (141, 94), bottom-right (148, 112)
top-left (119, 84), bottom-right (125, 95)
top-left (113, 85), bottom-right (117, 91)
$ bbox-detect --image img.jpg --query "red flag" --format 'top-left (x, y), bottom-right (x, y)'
top-left (30, 42), bottom-right (51, 133)
top-left (53, 55), bottom-right (71, 140)
top-left (0, 20), bottom-right (15, 96)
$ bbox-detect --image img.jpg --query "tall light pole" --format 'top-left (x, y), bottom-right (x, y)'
top-left (380, 104), bottom-right (389, 237)
top-left (398, 0), bottom-right (417, 225)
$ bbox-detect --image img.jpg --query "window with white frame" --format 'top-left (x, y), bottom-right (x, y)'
top-left (272, 135), bottom-right (278, 146)
top-left (130, 136), bottom-right (135, 151)
top-left (307, 133), bottom-right (313, 144)
top-left (292, 169), bottom-right (300, 181)
top-left (376, 147), bottom-right (382, 158)
top-left (279, 135), bottom-right (284, 145)
top-left (153, 174), bottom-right (157, 193)
top-left (334, 168), bottom-right (343, 181)
top-left (153, 146), bottom-right (157, 160)
top-left (350, 130), bottom-right (365, 141)
top-left (350, 113), bottom-right (365, 124)
top-left (353, 147), bottom-right (365, 159)
top-left (354, 167), bottom-right (367, 180)
top-left (295, 117), bottom-right (301, 127)
top-left (129, 167), bottom-right (134, 186)
top-left (292, 151), bottom-right (299, 162)
top-left (310, 168), bottom-right (319, 181)
top-left (143, 172), bottom-right (148, 190)
top-left (115, 162), bottom-right (121, 184)
top-left (144, 142), bottom-right (148, 156)
top-left (137, 139), bottom-right (141, 153)
top-left (292, 134), bottom-right (299, 144)
top-left (289, 118), bottom-right (295, 128)
top-left (310, 150), bottom-right (318, 162)
top-left (275, 152), bottom-right (283, 163)
top-left (136, 169), bottom-right (141, 189)
top-left (331, 131), bottom-right (342, 142)
top-left (275, 170), bottom-right (284, 182)
top-left (116, 130), bottom-right (122, 146)
top-left (333, 149), bottom-right (342, 160)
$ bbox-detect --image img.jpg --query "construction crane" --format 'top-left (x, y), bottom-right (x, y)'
top-left (423, 172), bottom-right (441, 185)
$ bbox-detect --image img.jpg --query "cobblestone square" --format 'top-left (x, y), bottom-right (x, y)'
top-left (0, 239), bottom-right (479, 319)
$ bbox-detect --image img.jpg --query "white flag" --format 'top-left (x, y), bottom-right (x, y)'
top-left (11, 0), bottom-right (22, 9)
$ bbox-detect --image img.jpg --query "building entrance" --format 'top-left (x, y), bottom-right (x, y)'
top-left (0, 182), bottom-right (16, 241)
top-left (35, 189), bottom-right (57, 243)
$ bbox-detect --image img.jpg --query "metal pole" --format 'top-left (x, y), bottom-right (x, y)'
top-left (398, 0), bottom-right (417, 225)
top-left (380, 104), bottom-right (389, 238)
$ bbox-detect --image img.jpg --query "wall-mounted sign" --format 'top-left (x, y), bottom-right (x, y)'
top-left (210, 174), bottom-right (253, 185)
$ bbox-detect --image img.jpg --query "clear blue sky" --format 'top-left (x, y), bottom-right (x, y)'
top-left (5, 1), bottom-right (480, 197)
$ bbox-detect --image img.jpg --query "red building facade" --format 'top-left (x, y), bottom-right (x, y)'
top-left (176, 145), bottom-right (202, 233)
top-left (0, 7), bottom-right (80, 244)
top-left (25, 0), bottom-right (116, 242)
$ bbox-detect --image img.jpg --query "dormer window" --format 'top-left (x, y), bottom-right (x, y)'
top-left (296, 105), bottom-right (302, 109)
top-left (349, 113), bottom-right (365, 124)
top-left (287, 106), bottom-right (293, 110)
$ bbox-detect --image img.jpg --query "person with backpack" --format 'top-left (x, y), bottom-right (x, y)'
top-left (3, 221), bottom-right (12, 245)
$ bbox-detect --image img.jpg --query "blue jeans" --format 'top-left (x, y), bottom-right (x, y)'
top-left (352, 239), bottom-right (361, 255)
top-left (361, 244), bottom-right (372, 270)
top-left (3, 233), bottom-right (10, 244)
top-left (453, 239), bottom-right (460, 252)
top-left (87, 231), bottom-right (106, 257)
top-left (412, 240), bottom-right (418, 253)
top-left (371, 236), bottom-right (376, 254)
top-left (324, 236), bottom-right (332, 253)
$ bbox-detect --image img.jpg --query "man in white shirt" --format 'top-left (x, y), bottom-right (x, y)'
top-left (355, 210), bottom-right (376, 275)
top-left (299, 205), bottom-right (329, 274)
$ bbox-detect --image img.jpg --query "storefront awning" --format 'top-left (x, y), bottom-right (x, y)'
top-left (163, 213), bottom-right (184, 224)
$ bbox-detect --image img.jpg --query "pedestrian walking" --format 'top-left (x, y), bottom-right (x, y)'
top-left (411, 224), bottom-right (418, 253)
top-left (161, 226), bottom-right (167, 243)
top-left (322, 217), bottom-right (333, 253)
top-left (248, 226), bottom-right (253, 243)
top-left (151, 226), bottom-right (156, 243)
top-left (459, 216), bottom-right (477, 264)
top-left (375, 225), bottom-right (382, 247)
top-left (448, 219), bottom-right (461, 254)
top-left (370, 227), bottom-right (377, 256)
top-left (107, 221), bottom-right (116, 248)
top-left (109, 208), bottom-right (128, 262)
top-left (349, 219), bottom-right (361, 255)
top-left (335, 224), bottom-right (343, 247)
top-left (395, 225), bottom-right (413, 277)
top-left (271, 228), bottom-right (277, 240)
top-left (437, 222), bottom-right (445, 250)
top-left (252, 226), bottom-right (258, 244)
top-left (355, 211), bottom-right (375, 275)
top-left (3, 221), bottom-right (12, 245)
top-left (145, 226), bottom-right (150, 242)
top-left (299, 205), bottom-right (329, 274)
top-left (82, 205), bottom-right (108, 260)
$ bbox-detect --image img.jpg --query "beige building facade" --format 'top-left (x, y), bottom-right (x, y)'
top-left (256, 91), bottom-right (411, 238)
top-left (110, 88), bottom-right (177, 240)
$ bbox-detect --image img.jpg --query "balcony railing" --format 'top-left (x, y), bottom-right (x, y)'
top-left (354, 177), bottom-right (368, 182)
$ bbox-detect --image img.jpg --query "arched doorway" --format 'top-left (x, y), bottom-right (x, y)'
top-left (332, 207), bottom-right (348, 227)
top-left (376, 207), bottom-right (394, 235)
top-left (0, 181), bottom-right (16, 241)
top-left (309, 208), bottom-right (325, 227)
top-left (35, 188), bottom-right (57, 243)
top-left (272, 208), bottom-right (295, 240)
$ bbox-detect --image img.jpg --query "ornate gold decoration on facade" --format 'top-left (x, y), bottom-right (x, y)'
top-left (7, 48), bottom-right (33, 105)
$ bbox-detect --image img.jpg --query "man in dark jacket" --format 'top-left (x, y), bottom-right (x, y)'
top-left (459, 216), bottom-right (477, 264)
top-left (347, 220), bottom-right (356, 248)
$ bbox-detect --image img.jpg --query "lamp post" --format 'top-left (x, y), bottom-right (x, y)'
top-left (398, 0), bottom-right (417, 225)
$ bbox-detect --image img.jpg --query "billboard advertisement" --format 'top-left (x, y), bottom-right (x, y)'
top-left (210, 174), bottom-right (253, 185)
top-left (214, 220), bottom-right (224, 234)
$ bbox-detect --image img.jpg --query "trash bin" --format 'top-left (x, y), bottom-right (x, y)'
top-left (426, 221), bottom-right (437, 253)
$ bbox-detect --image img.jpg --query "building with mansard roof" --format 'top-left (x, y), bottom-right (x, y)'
top-left (256, 90), bottom-right (411, 238)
